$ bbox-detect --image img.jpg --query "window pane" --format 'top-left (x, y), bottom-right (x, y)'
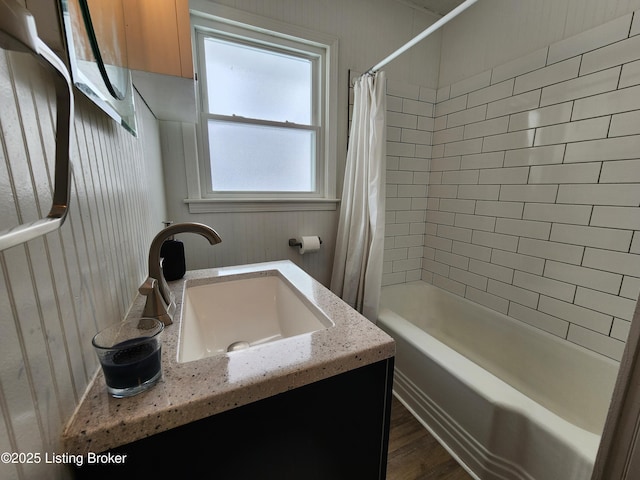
top-left (209, 120), bottom-right (315, 192)
top-left (204, 37), bottom-right (312, 124)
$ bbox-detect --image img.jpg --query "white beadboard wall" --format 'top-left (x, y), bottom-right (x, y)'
top-left (0, 47), bottom-right (165, 480)
top-left (159, 121), bottom-right (340, 286)
top-left (425, 10), bottom-right (640, 360)
top-left (161, 0), bottom-right (442, 286)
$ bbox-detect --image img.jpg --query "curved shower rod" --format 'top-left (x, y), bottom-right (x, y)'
top-left (0, 0), bottom-right (74, 252)
top-left (364, 0), bottom-right (478, 76)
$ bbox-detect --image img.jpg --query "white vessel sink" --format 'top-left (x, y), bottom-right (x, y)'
top-left (177, 271), bottom-right (334, 363)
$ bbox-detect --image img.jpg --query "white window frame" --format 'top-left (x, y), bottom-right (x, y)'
top-left (186, 2), bottom-right (339, 213)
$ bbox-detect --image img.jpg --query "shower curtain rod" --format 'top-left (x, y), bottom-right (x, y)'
top-left (363, 0), bottom-right (478, 76)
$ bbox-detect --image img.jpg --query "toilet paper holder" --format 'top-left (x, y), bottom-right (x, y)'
top-left (288, 237), bottom-right (323, 248)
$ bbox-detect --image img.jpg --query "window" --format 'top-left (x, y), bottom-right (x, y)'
top-left (203, 36), bottom-right (316, 193)
top-left (187, 7), bottom-right (338, 212)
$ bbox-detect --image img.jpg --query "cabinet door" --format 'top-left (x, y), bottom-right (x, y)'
top-left (73, 359), bottom-right (395, 480)
top-left (123, 0), bottom-right (193, 78)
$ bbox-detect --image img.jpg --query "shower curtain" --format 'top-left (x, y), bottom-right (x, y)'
top-left (330, 71), bottom-right (386, 322)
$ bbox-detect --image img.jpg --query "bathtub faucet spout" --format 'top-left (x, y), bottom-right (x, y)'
top-left (139, 222), bottom-right (222, 326)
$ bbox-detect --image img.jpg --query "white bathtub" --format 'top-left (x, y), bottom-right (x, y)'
top-left (378, 281), bottom-right (619, 480)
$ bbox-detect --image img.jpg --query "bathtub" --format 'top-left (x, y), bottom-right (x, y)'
top-left (378, 281), bottom-right (619, 480)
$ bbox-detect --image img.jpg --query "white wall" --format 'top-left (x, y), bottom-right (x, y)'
top-left (161, 0), bottom-right (441, 286)
top-left (208, 0), bottom-right (441, 88)
top-left (0, 50), bottom-right (165, 479)
top-left (425, 9), bottom-right (640, 360)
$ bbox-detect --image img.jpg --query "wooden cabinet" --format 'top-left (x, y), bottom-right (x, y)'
top-left (73, 359), bottom-right (395, 480)
top-left (123, 0), bottom-right (193, 78)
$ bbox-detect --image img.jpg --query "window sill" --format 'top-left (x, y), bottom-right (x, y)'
top-left (184, 198), bottom-right (340, 213)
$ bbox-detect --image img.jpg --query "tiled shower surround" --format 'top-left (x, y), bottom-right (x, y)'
top-left (384, 11), bottom-right (640, 360)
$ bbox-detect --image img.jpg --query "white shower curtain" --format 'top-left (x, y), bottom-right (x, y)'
top-left (330, 71), bottom-right (386, 322)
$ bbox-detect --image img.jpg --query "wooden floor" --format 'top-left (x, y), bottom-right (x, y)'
top-left (386, 396), bottom-right (472, 480)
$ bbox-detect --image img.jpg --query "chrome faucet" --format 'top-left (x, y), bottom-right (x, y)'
top-left (139, 222), bottom-right (222, 325)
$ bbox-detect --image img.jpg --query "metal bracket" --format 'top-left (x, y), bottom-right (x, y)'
top-left (0, 0), bottom-right (73, 251)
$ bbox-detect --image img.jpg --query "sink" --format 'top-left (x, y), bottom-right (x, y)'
top-left (177, 271), bottom-right (334, 363)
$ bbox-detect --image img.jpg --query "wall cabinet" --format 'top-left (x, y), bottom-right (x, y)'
top-left (73, 359), bottom-right (394, 480)
top-left (123, 0), bottom-right (193, 78)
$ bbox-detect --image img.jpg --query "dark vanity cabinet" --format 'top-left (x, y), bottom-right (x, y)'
top-left (73, 358), bottom-right (394, 480)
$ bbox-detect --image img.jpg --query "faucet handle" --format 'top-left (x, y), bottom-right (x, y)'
top-left (138, 276), bottom-right (175, 326)
top-left (138, 277), bottom-right (157, 296)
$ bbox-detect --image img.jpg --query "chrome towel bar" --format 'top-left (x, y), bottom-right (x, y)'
top-left (0, 0), bottom-right (73, 251)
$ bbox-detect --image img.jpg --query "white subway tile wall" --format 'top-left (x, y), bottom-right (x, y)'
top-left (423, 11), bottom-right (640, 360)
top-left (382, 77), bottom-right (435, 285)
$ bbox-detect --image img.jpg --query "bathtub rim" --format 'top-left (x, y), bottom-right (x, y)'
top-left (381, 280), bottom-right (621, 367)
top-left (378, 303), bottom-right (603, 465)
top-left (380, 279), bottom-right (618, 433)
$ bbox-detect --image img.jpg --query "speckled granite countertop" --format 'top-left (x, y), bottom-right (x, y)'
top-left (62, 260), bottom-right (395, 455)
